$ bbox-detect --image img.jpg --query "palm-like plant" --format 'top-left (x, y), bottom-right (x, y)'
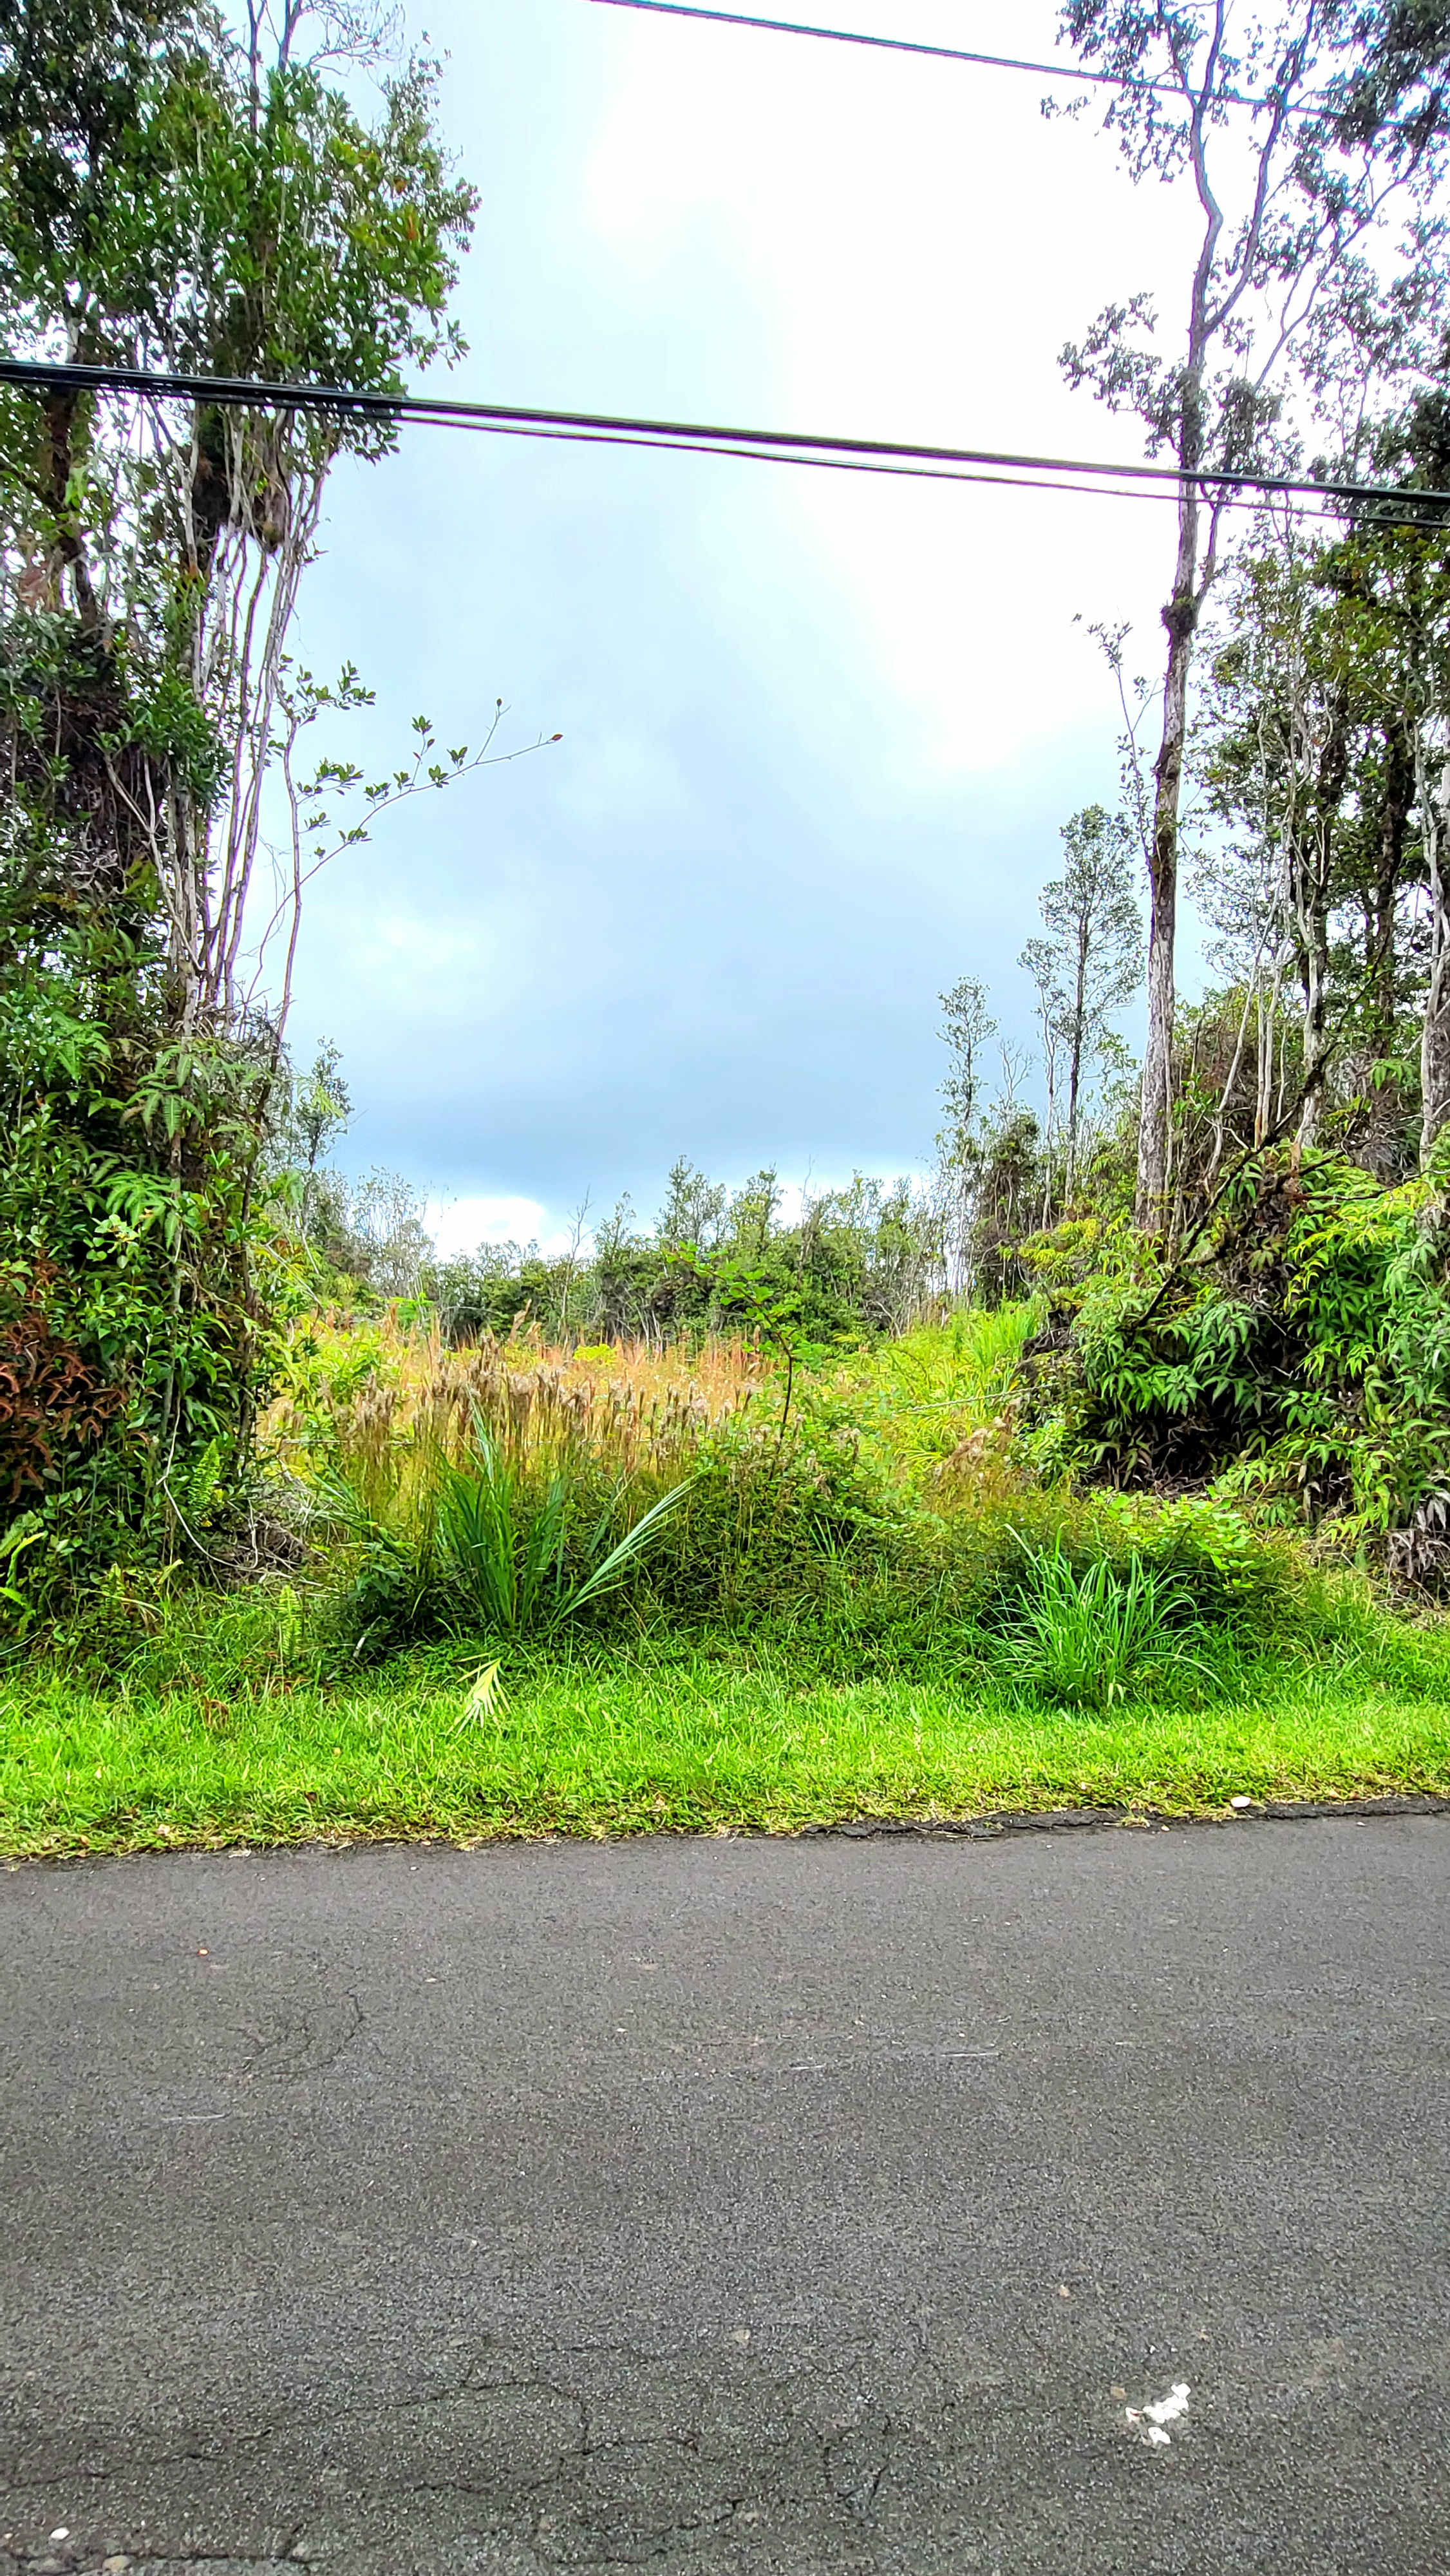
top-left (435, 1423), bottom-right (693, 1634)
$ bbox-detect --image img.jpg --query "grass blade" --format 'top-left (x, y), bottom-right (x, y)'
top-left (558, 1479), bottom-right (697, 1621)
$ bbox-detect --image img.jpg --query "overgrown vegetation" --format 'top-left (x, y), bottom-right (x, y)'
top-left (6, 0), bottom-right (1450, 1853)
top-left (8, 1307), bottom-right (1450, 1856)
top-left (0, 0), bottom-right (519, 1601)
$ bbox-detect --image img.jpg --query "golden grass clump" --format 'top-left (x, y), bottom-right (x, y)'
top-left (265, 1317), bottom-right (770, 1525)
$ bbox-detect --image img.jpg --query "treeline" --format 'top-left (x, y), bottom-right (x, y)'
top-left (287, 1141), bottom-right (959, 1349)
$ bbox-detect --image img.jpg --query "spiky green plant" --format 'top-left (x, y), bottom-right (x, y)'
top-left (317, 1410), bottom-right (695, 1654)
top-left (435, 1423), bottom-right (693, 1634)
top-left (996, 1543), bottom-right (1218, 1710)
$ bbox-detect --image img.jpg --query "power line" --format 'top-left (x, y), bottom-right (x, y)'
top-left (451, 418), bottom-right (1380, 532)
top-left (588, 0), bottom-right (1163, 90)
top-left (462, 415), bottom-right (1211, 507)
top-left (3, 359), bottom-right (1442, 522)
top-left (583, 0), bottom-right (1325, 118)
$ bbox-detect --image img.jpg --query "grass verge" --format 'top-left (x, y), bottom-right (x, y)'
top-left (4, 1646), bottom-right (1449, 1856)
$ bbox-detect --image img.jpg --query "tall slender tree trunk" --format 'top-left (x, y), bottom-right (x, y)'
top-left (1420, 742), bottom-right (1450, 1168)
top-left (1066, 932), bottom-right (1088, 1197)
top-left (1420, 899), bottom-right (1450, 1167)
top-left (1136, 113), bottom-right (1219, 1231)
top-left (1369, 717), bottom-right (1415, 1057)
top-left (1256, 959), bottom-right (1286, 1147)
top-left (1291, 805), bottom-right (1335, 1150)
top-left (1042, 1030), bottom-right (1059, 1227)
top-left (1131, 13), bottom-right (1236, 1226)
top-left (1138, 508), bottom-right (1200, 1226)
top-left (1294, 693), bottom-right (1350, 1148)
top-left (1297, 910), bottom-right (1331, 1145)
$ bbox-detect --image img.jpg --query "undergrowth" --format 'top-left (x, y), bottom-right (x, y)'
top-left (5, 1627), bottom-right (1447, 1857)
top-left (228, 1305), bottom-right (1340, 1681)
top-left (3, 1294), bottom-right (1447, 1857)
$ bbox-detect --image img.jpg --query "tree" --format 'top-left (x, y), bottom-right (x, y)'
top-left (1356, 384), bottom-right (1450, 1167)
top-left (968, 1104), bottom-right (1044, 1307)
top-left (1021, 806), bottom-right (1143, 1193)
top-left (330, 1167), bottom-right (431, 1302)
top-left (1059, 0), bottom-right (1450, 1220)
top-left (1, 0), bottom-right (482, 1032)
top-left (938, 975), bottom-right (996, 1145)
top-left (1188, 791), bottom-right (1300, 1178)
top-left (655, 1157), bottom-right (727, 1255)
top-left (1018, 934), bottom-right (1064, 1205)
top-left (0, 0), bottom-right (487, 1569)
top-left (274, 1034), bottom-right (350, 1233)
top-left (1202, 531), bottom-right (1357, 1148)
top-left (1200, 407), bottom-right (1450, 1174)
top-left (936, 975), bottom-right (997, 1296)
top-left (285, 1039), bottom-right (350, 1171)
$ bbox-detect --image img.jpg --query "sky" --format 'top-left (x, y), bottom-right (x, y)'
top-left (281, 0), bottom-right (1216, 1254)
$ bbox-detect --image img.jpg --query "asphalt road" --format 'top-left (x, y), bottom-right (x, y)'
top-left (3, 1819), bottom-right (1449, 2576)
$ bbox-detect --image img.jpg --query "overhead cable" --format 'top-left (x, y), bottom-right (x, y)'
top-left (583, 0), bottom-right (1327, 118)
top-left (1, 360), bottom-right (1443, 526)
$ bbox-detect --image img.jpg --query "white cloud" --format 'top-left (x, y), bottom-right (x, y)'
top-left (427, 1195), bottom-right (575, 1258)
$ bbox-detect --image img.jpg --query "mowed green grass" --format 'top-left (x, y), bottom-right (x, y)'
top-left (3, 1649), bottom-right (1449, 1855)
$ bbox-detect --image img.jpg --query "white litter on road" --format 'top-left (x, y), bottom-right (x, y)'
top-left (1125, 2382), bottom-right (1191, 2447)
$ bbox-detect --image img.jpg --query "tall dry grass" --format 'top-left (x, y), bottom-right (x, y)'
top-left (267, 1319), bottom-right (770, 1528)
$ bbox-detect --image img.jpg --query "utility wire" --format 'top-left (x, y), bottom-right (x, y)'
top-left (583, 0), bottom-right (1329, 118)
top-left (454, 416), bottom-right (1384, 529)
top-left (466, 415), bottom-right (1200, 504)
top-left (4, 359), bottom-right (1445, 522)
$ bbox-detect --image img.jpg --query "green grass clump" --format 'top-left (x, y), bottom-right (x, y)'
top-left (991, 1545), bottom-right (1225, 1709)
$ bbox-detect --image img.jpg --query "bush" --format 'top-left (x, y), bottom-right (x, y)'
top-left (1018, 1158), bottom-right (1450, 1543)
